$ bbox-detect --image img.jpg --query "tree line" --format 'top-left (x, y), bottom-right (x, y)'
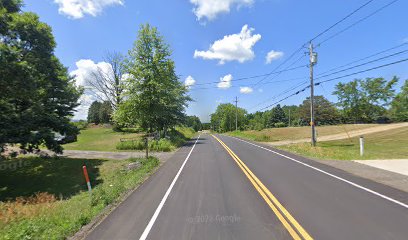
top-left (0, 0), bottom-right (192, 154)
top-left (211, 77), bottom-right (408, 132)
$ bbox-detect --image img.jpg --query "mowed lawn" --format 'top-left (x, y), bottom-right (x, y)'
top-left (228, 124), bottom-right (378, 142)
top-left (0, 156), bottom-right (159, 239)
top-left (278, 126), bottom-right (408, 160)
top-left (63, 127), bottom-right (142, 152)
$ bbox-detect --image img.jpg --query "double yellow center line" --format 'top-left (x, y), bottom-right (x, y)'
top-left (212, 134), bottom-right (313, 240)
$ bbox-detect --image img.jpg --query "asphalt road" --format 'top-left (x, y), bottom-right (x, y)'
top-left (86, 133), bottom-right (408, 240)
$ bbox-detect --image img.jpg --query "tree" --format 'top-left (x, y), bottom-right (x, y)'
top-left (390, 80), bottom-right (408, 122)
top-left (282, 105), bottom-right (300, 126)
top-left (186, 115), bottom-right (202, 131)
top-left (0, 0), bottom-right (82, 154)
top-left (334, 77), bottom-right (397, 123)
top-left (87, 101), bottom-right (112, 124)
top-left (298, 96), bottom-right (341, 125)
top-left (87, 101), bottom-right (102, 124)
top-left (269, 104), bottom-right (287, 127)
top-left (99, 101), bottom-right (113, 124)
top-left (210, 103), bottom-right (247, 132)
top-left (114, 24), bottom-right (191, 135)
top-left (86, 52), bottom-right (126, 110)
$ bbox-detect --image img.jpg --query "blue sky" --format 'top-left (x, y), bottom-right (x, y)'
top-left (23, 0), bottom-right (408, 122)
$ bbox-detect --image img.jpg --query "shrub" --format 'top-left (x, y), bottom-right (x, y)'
top-left (274, 122), bottom-right (287, 128)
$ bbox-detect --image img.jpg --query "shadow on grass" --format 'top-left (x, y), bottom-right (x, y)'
top-left (0, 157), bottom-right (105, 201)
top-left (319, 142), bottom-right (355, 148)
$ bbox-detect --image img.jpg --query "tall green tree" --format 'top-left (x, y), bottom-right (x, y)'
top-left (268, 104), bottom-right (287, 127)
top-left (334, 77), bottom-right (397, 123)
top-left (298, 96), bottom-right (341, 125)
top-left (0, 0), bottom-right (82, 154)
top-left (210, 103), bottom-right (247, 132)
top-left (390, 80), bottom-right (408, 122)
top-left (186, 115), bottom-right (202, 131)
top-left (87, 101), bottom-right (102, 124)
top-left (114, 24), bottom-right (191, 135)
top-left (99, 101), bottom-right (113, 124)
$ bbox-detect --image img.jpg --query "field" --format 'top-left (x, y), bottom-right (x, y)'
top-left (63, 127), bottom-right (143, 152)
top-left (63, 126), bottom-right (196, 152)
top-left (227, 124), bottom-right (378, 142)
top-left (0, 156), bottom-right (159, 239)
top-left (277, 126), bottom-right (408, 160)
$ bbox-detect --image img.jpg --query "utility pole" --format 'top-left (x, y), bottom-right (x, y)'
top-left (309, 42), bottom-right (318, 146)
top-left (288, 108), bottom-right (291, 127)
top-left (234, 96), bottom-right (238, 131)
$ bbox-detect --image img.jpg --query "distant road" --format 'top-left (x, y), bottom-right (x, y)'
top-left (86, 133), bottom-right (408, 240)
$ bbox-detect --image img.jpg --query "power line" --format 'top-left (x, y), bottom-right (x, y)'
top-left (250, 80), bottom-right (309, 111)
top-left (317, 0), bottom-right (400, 46)
top-left (315, 57), bottom-right (408, 85)
top-left (252, 45), bottom-right (307, 87)
top-left (309, 0), bottom-right (375, 42)
top-left (315, 48), bottom-right (408, 80)
top-left (190, 76), bottom-right (307, 91)
top-left (257, 57), bottom-right (408, 111)
top-left (193, 64), bottom-right (307, 87)
top-left (316, 42), bottom-right (408, 76)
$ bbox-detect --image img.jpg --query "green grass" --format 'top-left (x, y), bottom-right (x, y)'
top-left (63, 127), bottom-right (143, 152)
top-left (0, 156), bottom-right (159, 239)
top-left (277, 126), bottom-right (408, 160)
top-left (227, 124), bottom-right (378, 142)
top-left (64, 126), bottom-right (196, 152)
top-left (115, 127), bottom-right (196, 151)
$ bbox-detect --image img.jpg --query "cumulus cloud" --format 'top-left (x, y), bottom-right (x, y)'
top-left (70, 59), bottom-right (112, 86)
top-left (190, 0), bottom-right (254, 21)
top-left (54, 0), bottom-right (124, 19)
top-left (194, 25), bottom-right (261, 64)
top-left (184, 75), bottom-right (196, 88)
top-left (217, 74), bottom-right (233, 89)
top-left (265, 50), bottom-right (284, 64)
top-left (70, 59), bottom-right (114, 119)
top-left (240, 86), bottom-right (253, 94)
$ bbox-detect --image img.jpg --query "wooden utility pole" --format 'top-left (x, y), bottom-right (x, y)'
top-left (309, 42), bottom-right (317, 146)
top-left (234, 96), bottom-right (238, 131)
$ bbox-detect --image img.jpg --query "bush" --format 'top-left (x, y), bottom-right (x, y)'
top-left (274, 122), bottom-right (287, 128)
top-left (71, 121), bottom-right (88, 130)
top-left (116, 139), bottom-right (174, 152)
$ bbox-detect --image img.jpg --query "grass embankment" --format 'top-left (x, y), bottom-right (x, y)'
top-left (64, 126), bottom-right (195, 152)
top-left (278, 126), bottom-right (408, 160)
top-left (227, 124), bottom-right (378, 142)
top-left (0, 156), bottom-right (159, 239)
top-left (63, 127), bottom-right (142, 152)
top-left (116, 127), bottom-right (196, 152)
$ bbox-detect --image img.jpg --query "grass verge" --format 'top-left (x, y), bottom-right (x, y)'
top-left (0, 156), bottom-right (159, 239)
top-left (277, 126), bottom-right (408, 160)
top-left (116, 127), bottom-right (196, 152)
top-left (227, 124), bottom-right (378, 142)
top-left (63, 127), bottom-right (142, 152)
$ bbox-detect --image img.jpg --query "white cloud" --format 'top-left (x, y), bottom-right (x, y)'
top-left (194, 25), bottom-right (261, 64)
top-left (190, 0), bottom-right (254, 21)
top-left (265, 50), bottom-right (284, 64)
top-left (217, 74), bottom-right (233, 89)
top-left (54, 0), bottom-right (124, 19)
top-left (240, 86), bottom-right (253, 94)
top-left (70, 59), bottom-right (114, 119)
top-left (70, 59), bottom-right (112, 87)
top-left (184, 75), bottom-right (196, 88)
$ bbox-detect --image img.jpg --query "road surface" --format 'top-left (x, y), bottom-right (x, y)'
top-left (85, 133), bottom-right (408, 240)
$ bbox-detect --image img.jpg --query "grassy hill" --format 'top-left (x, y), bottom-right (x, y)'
top-left (277, 126), bottom-right (408, 160)
top-left (227, 124), bottom-right (378, 142)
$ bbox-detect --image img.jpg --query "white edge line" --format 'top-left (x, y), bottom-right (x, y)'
top-left (139, 135), bottom-right (201, 240)
top-left (225, 135), bottom-right (408, 209)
